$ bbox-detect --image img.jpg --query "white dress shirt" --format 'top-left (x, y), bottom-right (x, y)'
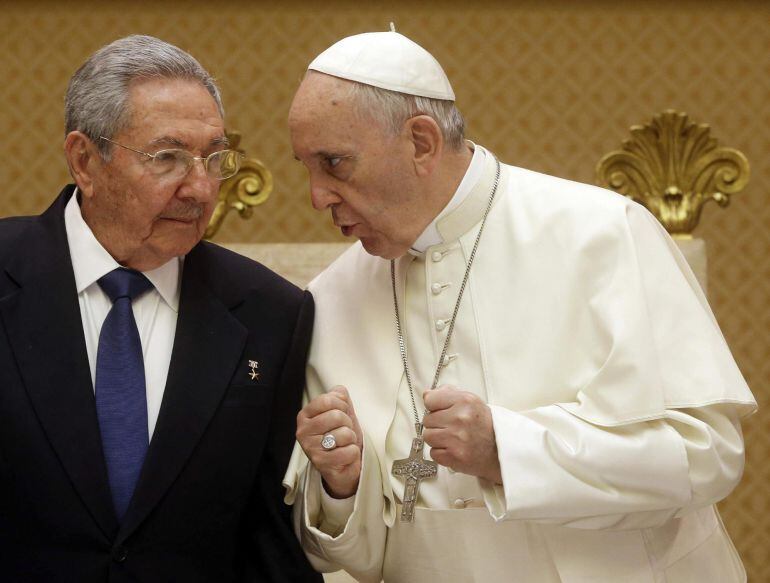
top-left (64, 191), bottom-right (181, 439)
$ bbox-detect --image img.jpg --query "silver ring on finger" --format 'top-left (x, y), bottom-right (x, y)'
top-left (321, 433), bottom-right (337, 450)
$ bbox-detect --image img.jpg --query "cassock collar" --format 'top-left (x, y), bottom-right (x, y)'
top-left (409, 143), bottom-right (486, 255)
top-left (64, 189), bottom-right (182, 312)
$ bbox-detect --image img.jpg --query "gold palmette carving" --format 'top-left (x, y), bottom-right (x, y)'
top-left (596, 110), bottom-right (749, 237)
top-left (204, 130), bottom-right (273, 240)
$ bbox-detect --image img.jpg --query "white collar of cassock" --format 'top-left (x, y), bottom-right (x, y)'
top-left (409, 143), bottom-right (487, 256)
top-left (64, 188), bottom-right (182, 311)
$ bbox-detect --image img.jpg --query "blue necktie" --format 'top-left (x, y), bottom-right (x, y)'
top-left (95, 267), bottom-right (153, 521)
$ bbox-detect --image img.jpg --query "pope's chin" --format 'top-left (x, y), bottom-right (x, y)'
top-left (359, 236), bottom-right (408, 260)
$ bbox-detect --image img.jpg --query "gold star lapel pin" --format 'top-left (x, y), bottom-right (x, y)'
top-left (248, 360), bottom-right (260, 381)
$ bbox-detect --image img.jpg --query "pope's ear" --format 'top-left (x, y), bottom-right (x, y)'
top-left (63, 131), bottom-right (102, 199)
top-left (405, 115), bottom-right (443, 176)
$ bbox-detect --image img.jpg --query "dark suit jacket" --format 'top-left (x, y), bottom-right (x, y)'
top-left (0, 186), bottom-right (322, 582)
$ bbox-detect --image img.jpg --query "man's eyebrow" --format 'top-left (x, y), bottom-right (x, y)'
top-left (147, 136), bottom-right (230, 149)
top-left (148, 136), bottom-right (188, 148)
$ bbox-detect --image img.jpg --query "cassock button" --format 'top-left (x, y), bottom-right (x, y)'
top-left (453, 498), bottom-right (467, 509)
top-left (441, 354), bottom-right (457, 367)
top-left (431, 283), bottom-right (443, 295)
top-left (435, 319), bottom-right (447, 331)
top-left (431, 251), bottom-right (444, 262)
top-left (112, 544), bottom-right (129, 563)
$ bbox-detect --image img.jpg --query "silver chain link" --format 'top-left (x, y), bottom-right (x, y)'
top-left (391, 158), bottom-right (501, 433)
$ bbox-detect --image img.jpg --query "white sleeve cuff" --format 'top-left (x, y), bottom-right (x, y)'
top-left (319, 481), bottom-right (356, 535)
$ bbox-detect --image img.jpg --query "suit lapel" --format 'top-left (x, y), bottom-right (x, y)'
top-left (0, 187), bottom-right (118, 539)
top-left (118, 247), bottom-right (247, 539)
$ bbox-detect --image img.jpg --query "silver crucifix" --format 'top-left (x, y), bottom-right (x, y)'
top-left (391, 425), bottom-right (437, 522)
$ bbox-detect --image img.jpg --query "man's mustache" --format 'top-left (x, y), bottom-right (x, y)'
top-left (159, 204), bottom-right (204, 221)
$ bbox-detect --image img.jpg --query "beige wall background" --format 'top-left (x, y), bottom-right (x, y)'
top-left (1, 0), bottom-right (768, 579)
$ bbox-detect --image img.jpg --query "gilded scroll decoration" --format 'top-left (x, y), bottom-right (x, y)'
top-left (204, 130), bottom-right (272, 240)
top-left (596, 110), bottom-right (749, 236)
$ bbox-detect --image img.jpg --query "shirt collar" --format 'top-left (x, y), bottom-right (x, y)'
top-left (64, 189), bottom-right (182, 311)
top-left (409, 143), bottom-right (486, 255)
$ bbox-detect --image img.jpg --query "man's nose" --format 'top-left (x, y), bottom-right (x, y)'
top-left (181, 159), bottom-right (218, 202)
top-left (310, 179), bottom-right (342, 211)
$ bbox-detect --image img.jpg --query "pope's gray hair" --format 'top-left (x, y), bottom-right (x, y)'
top-left (65, 34), bottom-right (224, 159)
top-left (346, 80), bottom-right (466, 151)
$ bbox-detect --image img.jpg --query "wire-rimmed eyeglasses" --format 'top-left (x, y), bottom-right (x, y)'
top-left (99, 136), bottom-right (242, 181)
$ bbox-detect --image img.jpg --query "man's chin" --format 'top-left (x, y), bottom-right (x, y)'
top-left (360, 237), bottom-right (408, 260)
top-left (127, 233), bottom-right (200, 271)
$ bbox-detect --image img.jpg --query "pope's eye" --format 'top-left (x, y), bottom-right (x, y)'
top-left (327, 157), bottom-right (342, 168)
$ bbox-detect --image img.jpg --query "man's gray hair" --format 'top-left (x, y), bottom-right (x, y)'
top-left (346, 79), bottom-right (465, 151)
top-left (65, 34), bottom-right (224, 159)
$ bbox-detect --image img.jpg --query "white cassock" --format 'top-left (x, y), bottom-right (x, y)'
top-left (283, 145), bottom-right (756, 583)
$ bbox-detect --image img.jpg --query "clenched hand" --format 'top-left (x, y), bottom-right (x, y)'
top-left (422, 384), bottom-right (502, 484)
top-left (296, 386), bottom-right (364, 498)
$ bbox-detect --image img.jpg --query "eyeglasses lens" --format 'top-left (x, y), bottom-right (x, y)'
top-left (149, 149), bottom-right (241, 181)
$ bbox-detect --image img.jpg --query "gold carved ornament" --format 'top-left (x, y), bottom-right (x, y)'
top-left (204, 130), bottom-right (273, 240)
top-left (596, 110), bottom-right (749, 237)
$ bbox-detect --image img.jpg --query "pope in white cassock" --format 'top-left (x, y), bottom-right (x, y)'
top-left (283, 29), bottom-right (757, 583)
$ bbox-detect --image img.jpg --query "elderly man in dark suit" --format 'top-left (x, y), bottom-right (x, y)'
top-left (0, 35), bottom-right (321, 583)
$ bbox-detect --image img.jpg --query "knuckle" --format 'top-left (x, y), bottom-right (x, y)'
top-left (329, 409), bottom-right (349, 427)
top-left (318, 394), bottom-right (335, 410)
top-left (456, 410), bottom-right (472, 425)
top-left (341, 426), bottom-right (357, 443)
top-left (331, 385), bottom-right (349, 399)
top-left (296, 424), bottom-right (312, 443)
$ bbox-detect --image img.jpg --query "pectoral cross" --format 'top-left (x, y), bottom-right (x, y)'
top-left (391, 425), bottom-right (437, 522)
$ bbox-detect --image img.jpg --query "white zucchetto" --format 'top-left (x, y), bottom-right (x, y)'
top-left (308, 31), bottom-right (455, 101)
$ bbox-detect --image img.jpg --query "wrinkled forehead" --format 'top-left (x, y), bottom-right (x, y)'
top-left (289, 72), bottom-right (358, 123)
top-left (122, 77), bottom-right (225, 145)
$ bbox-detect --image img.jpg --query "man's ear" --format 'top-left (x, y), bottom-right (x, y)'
top-left (405, 115), bottom-right (443, 177)
top-left (63, 131), bottom-right (101, 199)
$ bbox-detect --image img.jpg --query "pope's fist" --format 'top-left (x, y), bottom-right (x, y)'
top-left (296, 386), bottom-right (364, 498)
top-left (422, 384), bottom-right (502, 484)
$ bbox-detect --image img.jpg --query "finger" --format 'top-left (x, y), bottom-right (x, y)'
top-left (422, 427), bottom-right (451, 448)
top-left (423, 408), bottom-right (452, 429)
top-left (327, 386), bottom-right (364, 445)
top-left (301, 408), bottom-right (354, 437)
top-left (315, 443), bottom-right (361, 469)
top-left (423, 386), bottom-right (462, 412)
top-left (329, 385), bottom-right (353, 404)
top-left (344, 397), bottom-right (364, 445)
top-left (428, 447), bottom-right (454, 468)
top-left (302, 391), bottom-right (350, 418)
top-left (317, 426), bottom-right (358, 451)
